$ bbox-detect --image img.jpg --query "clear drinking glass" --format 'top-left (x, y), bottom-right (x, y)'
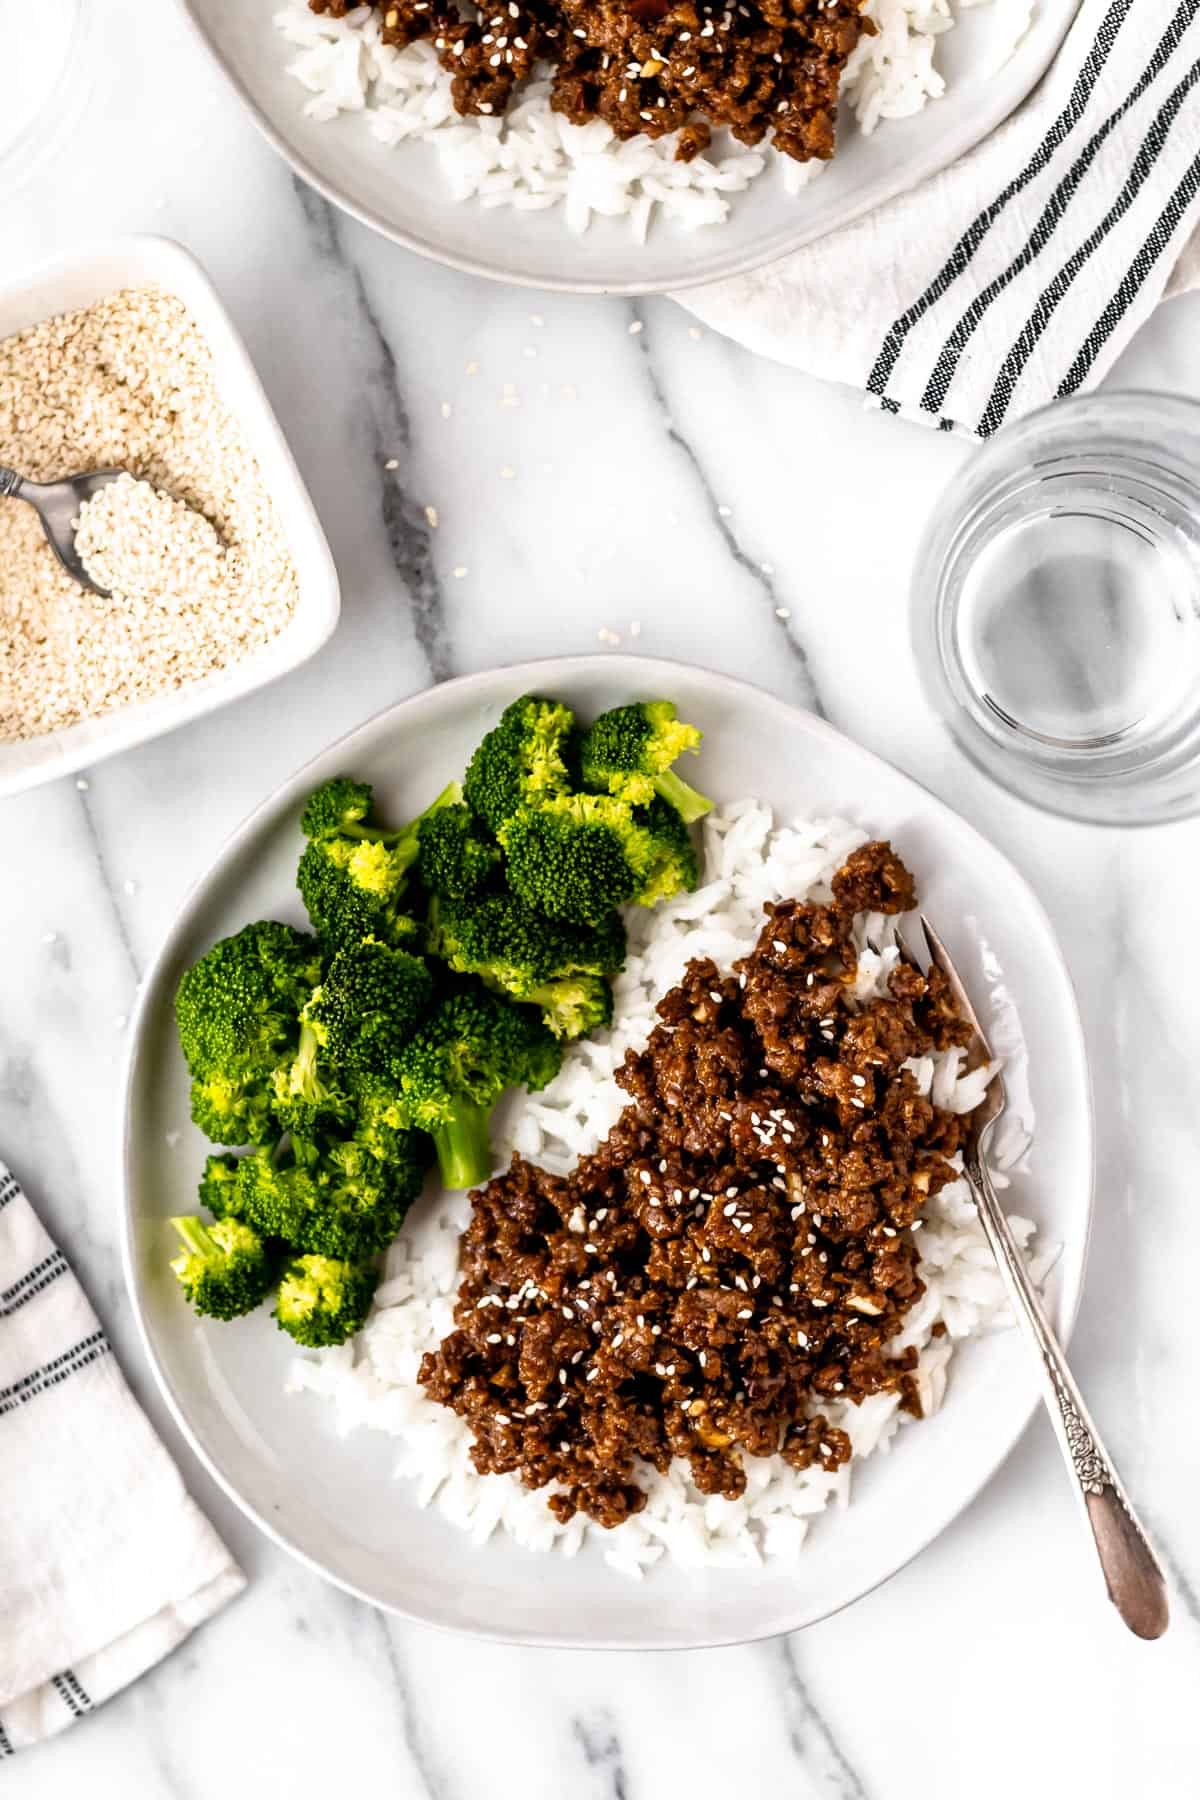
top-left (911, 391), bottom-right (1200, 825)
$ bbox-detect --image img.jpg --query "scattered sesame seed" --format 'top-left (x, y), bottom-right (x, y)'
top-left (424, 504), bottom-right (439, 528)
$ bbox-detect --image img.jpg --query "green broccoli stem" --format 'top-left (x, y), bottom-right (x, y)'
top-left (432, 1099), bottom-right (494, 1191)
top-left (336, 782), bottom-right (462, 847)
top-left (171, 1216), bottom-right (215, 1258)
top-left (653, 767), bottom-right (712, 825)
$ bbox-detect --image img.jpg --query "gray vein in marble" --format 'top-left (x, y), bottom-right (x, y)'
top-left (292, 180), bottom-right (453, 682)
top-left (572, 1709), bottom-right (630, 1800)
top-left (770, 1637), bottom-right (873, 1800)
top-left (372, 1612), bottom-right (448, 1800)
top-left (77, 787), bottom-right (141, 985)
top-left (630, 309), bottom-right (826, 719)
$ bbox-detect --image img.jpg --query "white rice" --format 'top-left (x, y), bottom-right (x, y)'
top-left (273, 0), bottom-right (1032, 238)
top-left (286, 800), bottom-right (1052, 1579)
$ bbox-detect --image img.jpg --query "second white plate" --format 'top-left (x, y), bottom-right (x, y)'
top-left (179, 0), bottom-right (1080, 294)
top-left (121, 656), bottom-right (1092, 1647)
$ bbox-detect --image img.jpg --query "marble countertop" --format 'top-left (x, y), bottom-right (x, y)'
top-left (6, 3), bottom-right (1200, 1794)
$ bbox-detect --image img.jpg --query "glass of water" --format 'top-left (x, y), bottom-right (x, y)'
top-left (911, 391), bottom-right (1200, 825)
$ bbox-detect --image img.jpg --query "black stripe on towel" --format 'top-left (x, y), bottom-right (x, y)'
top-left (0, 1251), bottom-right (69, 1317)
top-left (0, 1170), bottom-right (20, 1215)
top-left (865, 0), bottom-right (1135, 401)
top-left (52, 1675), bottom-right (85, 1719)
top-left (919, 1), bottom-right (1198, 414)
top-left (0, 1330), bottom-right (110, 1419)
top-left (978, 62), bottom-right (1200, 434)
top-left (0, 1718), bottom-right (13, 1756)
top-left (1056, 142), bottom-right (1200, 397)
top-left (55, 1670), bottom-right (93, 1714)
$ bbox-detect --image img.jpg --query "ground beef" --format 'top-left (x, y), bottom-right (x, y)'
top-left (419, 842), bottom-right (976, 1528)
top-left (309, 0), bottom-right (871, 163)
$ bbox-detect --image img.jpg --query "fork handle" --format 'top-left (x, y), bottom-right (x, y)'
top-left (0, 465), bottom-right (25, 500)
top-left (964, 1149), bottom-right (1168, 1639)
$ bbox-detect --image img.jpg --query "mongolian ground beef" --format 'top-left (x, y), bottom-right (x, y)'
top-left (310, 0), bottom-right (871, 163)
top-left (420, 842), bottom-right (980, 1529)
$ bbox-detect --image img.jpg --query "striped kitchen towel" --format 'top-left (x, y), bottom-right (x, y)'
top-left (680, 0), bottom-right (1200, 435)
top-left (0, 1163), bottom-right (244, 1754)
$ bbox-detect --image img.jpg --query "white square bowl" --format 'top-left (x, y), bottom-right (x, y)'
top-left (0, 235), bottom-right (340, 798)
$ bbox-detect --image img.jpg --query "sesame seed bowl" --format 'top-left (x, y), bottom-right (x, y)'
top-left (0, 236), bottom-right (340, 798)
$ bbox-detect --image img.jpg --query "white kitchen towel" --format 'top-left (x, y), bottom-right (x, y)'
top-left (0, 1162), bottom-right (245, 1754)
top-left (679, 0), bottom-right (1200, 435)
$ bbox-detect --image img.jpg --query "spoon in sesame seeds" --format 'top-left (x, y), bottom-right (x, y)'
top-left (0, 462), bottom-right (123, 597)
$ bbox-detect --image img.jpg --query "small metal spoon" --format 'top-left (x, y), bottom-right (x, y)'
top-left (0, 463), bottom-right (124, 597)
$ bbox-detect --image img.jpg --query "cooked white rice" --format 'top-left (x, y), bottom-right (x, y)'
top-left (286, 800), bottom-right (1051, 1579)
top-left (274, 0), bottom-right (1032, 238)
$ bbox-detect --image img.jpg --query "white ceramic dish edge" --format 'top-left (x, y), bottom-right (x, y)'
top-left (118, 657), bottom-right (1094, 1647)
top-left (0, 235), bottom-right (340, 800)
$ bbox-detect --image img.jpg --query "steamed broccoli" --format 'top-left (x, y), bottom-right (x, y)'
top-left (234, 1134), bottom-right (424, 1260)
top-left (393, 984), bottom-right (561, 1190)
top-left (300, 777), bottom-right (375, 842)
top-left (198, 1151), bottom-right (244, 1220)
top-left (268, 995), bottom-right (355, 1141)
top-left (579, 701), bottom-right (712, 825)
top-left (416, 803), bottom-right (500, 900)
top-left (429, 893), bottom-right (624, 1039)
top-left (500, 792), bottom-right (698, 925)
top-left (169, 1214), bottom-right (275, 1320)
top-left (306, 937), bottom-right (433, 1072)
top-left (630, 795), bottom-right (700, 906)
top-left (188, 1069), bottom-right (276, 1148)
top-left (296, 779), bottom-right (457, 949)
top-left (463, 695), bottom-right (576, 835)
top-left (274, 1253), bottom-right (378, 1347)
top-left (175, 921), bottom-right (321, 1082)
top-left (175, 922), bottom-right (321, 1146)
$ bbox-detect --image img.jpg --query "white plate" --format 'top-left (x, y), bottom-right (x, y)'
top-left (0, 236), bottom-right (340, 798)
top-left (178, 0), bottom-right (1080, 295)
top-left (121, 656), bottom-right (1093, 1647)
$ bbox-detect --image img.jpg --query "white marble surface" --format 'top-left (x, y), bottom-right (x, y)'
top-left (5, 2), bottom-right (1200, 1792)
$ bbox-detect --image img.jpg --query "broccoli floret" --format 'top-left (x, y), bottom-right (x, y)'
top-left (300, 777), bottom-right (374, 841)
top-left (189, 1070), bottom-right (276, 1147)
top-left (393, 984), bottom-right (561, 1190)
top-left (306, 937), bottom-right (433, 1072)
top-left (341, 1069), bottom-right (438, 1184)
top-left (498, 793), bottom-right (642, 924)
top-left (529, 975), bottom-right (613, 1041)
top-left (580, 701), bottom-right (712, 824)
top-left (269, 999), bottom-right (355, 1140)
top-left (274, 1253), bottom-right (377, 1348)
top-left (169, 1214), bottom-right (275, 1320)
top-left (631, 795), bottom-right (700, 906)
top-left (416, 803), bottom-right (500, 900)
top-left (175, 921), bottom-right (321, 1082)
top-left (235, 1135), bottom-right (423, 1260)
top-left (296, 781), bottom-right (457, 949)
top-left (429, 893), bottom-right (624, 1039)
top-left (498, 790), bottom-right (697, 925)
top-left (198, 1151), bottom-right (244, 1219)
top-left (463, 695), bottom-right (576, 835)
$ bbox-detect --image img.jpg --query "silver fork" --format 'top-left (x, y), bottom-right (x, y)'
top-left (0, 462), bottom-right (123, 596)
top-left (896, 916), bottom-right (1168, 1639)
